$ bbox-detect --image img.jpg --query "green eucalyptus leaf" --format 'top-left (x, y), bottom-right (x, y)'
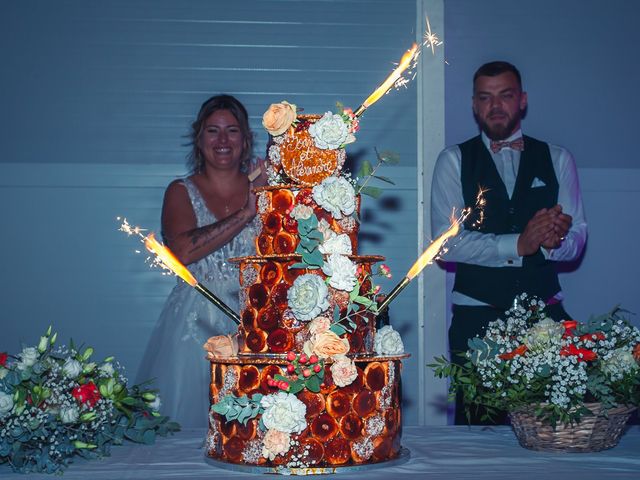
top-left (288, 262), bottom-right (308, 270)
top-left (358, 160), bottom-right (373, 178)
top-left (330, 324), bottom-right (347, 336)
top-left (377, 150), bottom-right (400, 165)
top-left (372, 174), bottom-right (395, 185)
top-left (354, 296), bottom-right (373, 307)
top-left (358, 186), bottom-right (383, 199)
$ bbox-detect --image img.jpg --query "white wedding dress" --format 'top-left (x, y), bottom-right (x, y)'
top-left (136, 177), bottom-right (258, 428)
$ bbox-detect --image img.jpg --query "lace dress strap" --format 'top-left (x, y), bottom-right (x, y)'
top-left (181, 177), bottom-right (216, 228)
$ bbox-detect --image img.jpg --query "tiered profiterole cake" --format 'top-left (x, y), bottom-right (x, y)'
top-left (205, 102), bottom-right (408, 473)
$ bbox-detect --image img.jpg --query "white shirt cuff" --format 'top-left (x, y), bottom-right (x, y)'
top-left (497, 234), bottom-right (522, 266)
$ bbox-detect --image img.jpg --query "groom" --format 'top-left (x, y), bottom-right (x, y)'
top-left (430, 61), bottom-right (588, 424)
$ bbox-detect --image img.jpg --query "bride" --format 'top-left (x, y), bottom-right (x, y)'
top-left (136, 95), bottom-right (266, 428)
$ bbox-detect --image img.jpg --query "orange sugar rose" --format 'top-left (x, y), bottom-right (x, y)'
top-left (262, 101), bottom-right (297, 136)
top-left (304, 330), bottom-right (349, 359)
top-left (203, 335), bottom-right (238, 357)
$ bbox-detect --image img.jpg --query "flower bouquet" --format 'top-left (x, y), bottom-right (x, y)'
top-left (0, 327), bottom-right (179, 473)
top-left (430, 294), bottom-right (640, 452)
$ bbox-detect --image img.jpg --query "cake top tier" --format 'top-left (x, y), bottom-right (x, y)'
top-left (262, 103), bottom-right (359, 187)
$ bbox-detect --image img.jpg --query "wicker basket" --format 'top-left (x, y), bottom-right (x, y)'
top-left (509, 402), bottom-right (636, 452)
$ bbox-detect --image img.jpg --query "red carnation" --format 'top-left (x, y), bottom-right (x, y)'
top-left (72, 381), bottom-right (101, 408)
top-left (560, 344), bottom-right (597, 362)
top-left (562, 320), bottom-right (578, 337)
top-left (0, 352), bottom-right (7, 367)
top-left (579, 332), bottom-right (606, 343)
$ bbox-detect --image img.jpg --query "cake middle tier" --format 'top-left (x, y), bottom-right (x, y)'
top-left (231, 254), bottom-right (384, 355)
top-left (255, 185), bottom-right (361, 256)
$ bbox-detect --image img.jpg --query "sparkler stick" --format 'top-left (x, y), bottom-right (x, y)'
top-left (377, 187), bottom-right (486, 315)
top-left (377, 220), bottom-right (461, 314)
top-left (120, 219), bottom-right (241, 325)
top-left (354, 43), bottom-right (419, 118)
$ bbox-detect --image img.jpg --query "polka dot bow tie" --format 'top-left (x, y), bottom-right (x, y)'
top-left (490, 137), bottom-right (525, 153)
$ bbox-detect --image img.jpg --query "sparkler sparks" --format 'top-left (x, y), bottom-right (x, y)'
top-left (353, 43), bottom-right (420, 117)
top-left (377, 187), bottom-right (486, 315)
top-left (353, 15), bottom-right (443, 118)
top-left (422, 16), bottom-right (443, 55)
top-left (118, 217), bottom-right (240, 325)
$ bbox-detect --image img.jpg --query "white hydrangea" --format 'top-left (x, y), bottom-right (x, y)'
top-left (322, 254), bottom-right (357, 292)
top-left (308, 111), bottom-right (355, 149)
top-left (287, 274), bottom-right (330, 321)
top-left (312, 176), bottom-right (356, 220)
top-left (374, 325), bottom-right (405, 355)
top-left (260, 391), bottom-right (307, 434)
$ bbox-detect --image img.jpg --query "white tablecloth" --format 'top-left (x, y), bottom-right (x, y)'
top-left (3, 425), bottom-right (639, 479)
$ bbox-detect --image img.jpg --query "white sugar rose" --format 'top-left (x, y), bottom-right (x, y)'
top-left (374, 325), bottom-right (405, 355)
top-left (16, 347), bottom-right (39, 370)
top-left (260, 392), bottom-right (307, 434)
top-left (287, 274), bottom-right (330, 321)
top-left (330, 355), bottom-right (358, 387)
top-left (317, 218), bottom-right (332, 240)
top-left (525, 318), bottom-right (564, 351)
top-left (312, 176), bottom-right (356, 220)
top-left (263, 101), bottom-right (297, 136)
top-left (0, 391), bottom-right (14, 418)
top-left (60, 405), bottom-right (79, 424)
top-left (308, 112), bottom-right (355, 149)
top-left (290, 204), bottom-right (314, 221)
top-left (262, 429), bottom-right (291, 460)
top-left (319, 231), bottom-right (352, 255)
top-left (62, 358), bottom-right (82, 378)
top-left (322, 254), bottom-right (357, 292)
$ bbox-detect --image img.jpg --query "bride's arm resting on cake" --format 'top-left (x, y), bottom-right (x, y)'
top-left (159, 179), bottom-right (258, 265)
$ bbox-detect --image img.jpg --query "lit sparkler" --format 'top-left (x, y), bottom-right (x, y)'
top-left (377, 215), bottom-right (462, 314)
top-left (377, 187), bottom-right (486, 314)
top-left (118, 217), bottom-right (240, 325)
top-left (352, 15), bottom-right (443, 119)
top-left (353, 43), bottom-right (420, 118)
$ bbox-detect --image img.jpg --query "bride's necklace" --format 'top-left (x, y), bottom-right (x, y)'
top-left (216, 185), bottom-right (248, 217)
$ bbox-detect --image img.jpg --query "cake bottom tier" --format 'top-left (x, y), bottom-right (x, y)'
top-left (206, 354), bottom-right (408, 469)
